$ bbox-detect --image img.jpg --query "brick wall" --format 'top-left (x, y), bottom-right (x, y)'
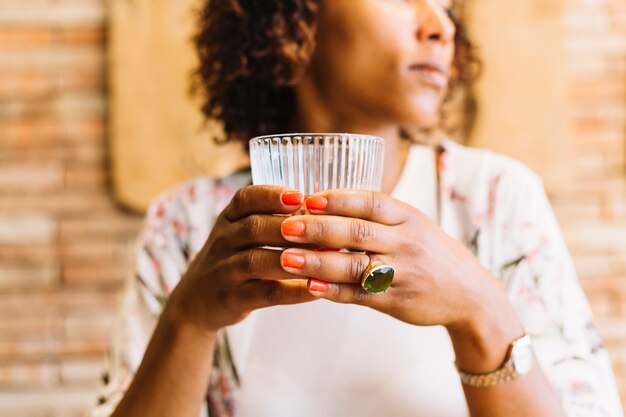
top-left (553, 0), bottom-right (626, 406)
top-left (0, 1), bottom-right (142, 415)
top-left (0, 0), bottom-right (624, 416)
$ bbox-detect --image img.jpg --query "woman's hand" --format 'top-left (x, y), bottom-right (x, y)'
top-left (167, 186), bottom-right (316, 333)
top-left (278, 190), bottom-right (524, 370)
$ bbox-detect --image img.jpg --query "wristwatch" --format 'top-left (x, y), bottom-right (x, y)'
top-left (456, 334), bottom-right (534, 387)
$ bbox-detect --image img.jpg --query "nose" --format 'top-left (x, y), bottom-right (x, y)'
top-left (415, 0), bottom-right (455, 45)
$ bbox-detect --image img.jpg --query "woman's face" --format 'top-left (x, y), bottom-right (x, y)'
top-left (306, 0), bottom-right (456, 128)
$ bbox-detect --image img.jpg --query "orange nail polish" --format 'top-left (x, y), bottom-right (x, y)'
top-left (281, 191), bottom-right (303, 206)
top-left (306, 196), bottom-right (328, 211)
top-left (281, 220), bottom-right (305, 237)
top-left (309, 279), bottom-right (329, 293)
top-left (282, 252), bottom-right (305, 268)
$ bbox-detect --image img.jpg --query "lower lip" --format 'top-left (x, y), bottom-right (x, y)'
top-left (410, 68), bottom-right (448, 88)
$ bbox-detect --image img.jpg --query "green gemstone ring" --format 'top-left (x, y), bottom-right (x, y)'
top-left (360, 255), bottom-right (395, 294)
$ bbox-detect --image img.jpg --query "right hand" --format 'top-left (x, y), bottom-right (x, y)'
top-left (167, 185), bottom-right (317, 333)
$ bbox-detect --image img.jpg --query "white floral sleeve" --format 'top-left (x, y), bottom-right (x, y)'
top-left (486, 166), bottom-right (623, 417)
top-left (85, 176), bottom-right (243, 417)
top-left (84, 184), bottom-right (198, 417)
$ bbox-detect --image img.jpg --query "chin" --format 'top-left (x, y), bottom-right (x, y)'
top-left (402, 97), bottom-right (443, 128)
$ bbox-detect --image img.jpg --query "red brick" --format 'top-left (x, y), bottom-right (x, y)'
top-left (0, 28), bottom-right (54, 47)
top-left (0, 214), bottom-right (58, 245)
top-left (64, 166), bottom-right (109, 190)
top-left (0, 116), bottom-right (105, 148)
top-left (60, 27), bottom-right (105, 45)
top-left (0, 262), bottom-right (61, 291)
top-left (0, 192), bottom-right (122, 216)
top-left (60, 240), bottom-right (122, 262)
top-left (0, 163), bottom-right (65, 193)
top-left (0, 362), bottom-right (59, 388)
top-left (59, 216), bottom-right (141, 240)
top-left (0, 245), bottom-right (57, 264)
top-left (0, 145), bottom-right (106, 166)
top-left (0, 69), bottom-right (104, 99)
top-left (0, 315), bottom-right (61, 342)
top-left (60, 358), bottom-right (103, 386)
top-left (62, 264), bottom-right (128, 287)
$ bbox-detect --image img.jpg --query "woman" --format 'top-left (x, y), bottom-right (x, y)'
top-left (90, 1), bottom-right (623, 416)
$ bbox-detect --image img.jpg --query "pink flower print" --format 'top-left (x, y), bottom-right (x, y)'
top-left (172, 219), bottom-right (187, 236)
top-left (570, 380), bottom-right (594, 397)
top-left (155, 203), bottom-right (165, 220)
top-left (487, 175), bottom-right (502, 222)
top-left (450, 189), bottom-right (468, 203)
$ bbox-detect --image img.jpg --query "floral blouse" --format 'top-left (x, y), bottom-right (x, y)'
top-left (87, 141), bottom-right (623, 417)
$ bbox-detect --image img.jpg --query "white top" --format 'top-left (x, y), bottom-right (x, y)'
top-left (87, 141), bottom-right (623, 417)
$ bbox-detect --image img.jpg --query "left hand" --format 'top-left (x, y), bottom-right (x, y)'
top-left (278, 190), bottom-right (515, 333)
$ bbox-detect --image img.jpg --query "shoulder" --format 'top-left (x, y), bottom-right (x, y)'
top-left (443, 139), bottom-right (541, 183)
top-left (443, 140), bottom-right (545, 199)
top-left (145, 170), bottom-right (251, 224)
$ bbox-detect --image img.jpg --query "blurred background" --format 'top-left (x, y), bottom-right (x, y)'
top-left (0, 0), bottom-right (625, 416)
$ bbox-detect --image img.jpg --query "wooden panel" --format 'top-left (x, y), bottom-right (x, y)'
top-left (466, 0), bottom-right (573, 190)
top-left (110, 0), bottom-right (247, 212)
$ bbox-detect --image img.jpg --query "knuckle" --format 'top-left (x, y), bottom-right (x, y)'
top-left (243, 215), bottom-right (264, 242)
top-left (231, 186), bottom-right (254, 216)
top-left (231, 188), bottom-right (246, 214)
top-left (351, 287), bottom-right (369, 304)
top-left (240, 250), bottom-right (262, 277)
top-left (350, 219), bottom-right (374, 245)
top-left (265, 281), bottom-right (282, 305)
top-left (308, 253), bottom-right (324, 275)
top-left (348, 255), bottom-right (367, 283)
top-left (220, 288), bottom-right (240, 314)
top-left (311, 218), bottom-right (327, 241)
top-left (366, 192), bottom-right (386, 219)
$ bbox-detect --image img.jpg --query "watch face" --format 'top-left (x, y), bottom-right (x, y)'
top-left (512, 344), bottom-right (534, 375)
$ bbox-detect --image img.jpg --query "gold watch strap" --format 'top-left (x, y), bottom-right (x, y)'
top-left (455, 363), bottom-right (518, 387)
top-left (455, 334), bottom-right (530, 388)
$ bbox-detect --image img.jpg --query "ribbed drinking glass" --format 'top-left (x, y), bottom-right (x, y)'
top-left (249, 133), bottom-right (385, 194)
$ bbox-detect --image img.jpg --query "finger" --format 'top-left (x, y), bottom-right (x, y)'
top-left (304, 190), bottom-right (408, 225)
top-left (223, 185), bottom-right (304, 222)
top-left (306, 279), bottom-right (388, 308)
top-left (226, 214), bottom-right (314, 250)
top-left (280, 249), bottom-right (370, 284)
top-left (223, 248), bottom-right (303, 281)
top-left (280, 215), bottom-right (394, 253)
top-left (238, 279), bottom-right (317, 310)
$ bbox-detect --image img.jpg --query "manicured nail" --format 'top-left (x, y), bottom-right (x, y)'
top-left (281, 220), bottom-right (305, 237)
top-left (282, 252), bottom-right (305, 269)
top-left (281, 191), bottom-right (303, 206)
top-left (306, 196), bottom-right (328, 211)
top-left (309, 279), bottom-right (329, 293)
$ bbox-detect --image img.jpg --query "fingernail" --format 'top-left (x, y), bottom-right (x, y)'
top-left (309, 279), bottom-right (329, 293)
top-left (306, 196), bottom-right (328, 211)
top-left (282, 252), bottom-right (305, 269)
top-left (281, 191), bottom-right (303, 206)
top-left (281, 220), bottom-right (305, 237)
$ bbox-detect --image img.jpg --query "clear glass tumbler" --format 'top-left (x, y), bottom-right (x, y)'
top-left (249, 133), bottom-right (384, 194)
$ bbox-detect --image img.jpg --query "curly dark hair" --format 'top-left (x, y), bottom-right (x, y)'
top-left (193, 0), bottom-right (479, 148)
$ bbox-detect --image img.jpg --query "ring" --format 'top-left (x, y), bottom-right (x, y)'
top-left (360, 254), bottom-right (395, 294)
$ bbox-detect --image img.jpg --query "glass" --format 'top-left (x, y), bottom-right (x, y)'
top-left (249, 133), bottom-right (385, 194)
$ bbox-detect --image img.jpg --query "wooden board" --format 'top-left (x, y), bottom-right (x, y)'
top-left (110, 0), bottom-right (247, 212)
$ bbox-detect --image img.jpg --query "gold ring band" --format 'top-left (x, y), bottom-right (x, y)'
top-left (360, 254), bottom-right (395, 294)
